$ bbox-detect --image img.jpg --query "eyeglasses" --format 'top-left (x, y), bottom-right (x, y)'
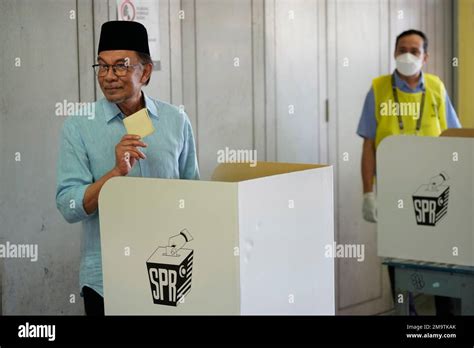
top-left (92, 63), bottom-right (142, 77)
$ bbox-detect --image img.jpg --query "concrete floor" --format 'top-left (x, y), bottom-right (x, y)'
top-left (414, 294), bottom-right (437, 315)
top-left (381, 294), bottom-right (461, 316)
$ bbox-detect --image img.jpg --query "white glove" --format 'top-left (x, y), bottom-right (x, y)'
top-left (363, 192), bottom-right (377, 223)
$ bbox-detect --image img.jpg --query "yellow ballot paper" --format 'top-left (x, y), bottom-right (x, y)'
top-left (123, 108), bottom-right (155, 138)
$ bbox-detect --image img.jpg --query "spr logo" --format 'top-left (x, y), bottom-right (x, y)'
top-left (412, 172), bottom-right (449, 226)
top-left (146, 229), bottom-right (194, 307)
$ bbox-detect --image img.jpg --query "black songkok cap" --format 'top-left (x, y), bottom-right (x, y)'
top-left (98, 21), bottom-right (150, 55)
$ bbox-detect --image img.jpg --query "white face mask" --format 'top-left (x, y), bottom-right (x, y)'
top-left (396, 53), bottom-right (423, 76)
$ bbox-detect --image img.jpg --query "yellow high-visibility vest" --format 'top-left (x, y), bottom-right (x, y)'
top-left (373, 73), bottom-right (447, 149)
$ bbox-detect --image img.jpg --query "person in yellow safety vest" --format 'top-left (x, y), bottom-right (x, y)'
top-left (356, 29), bottom-right (462, 316)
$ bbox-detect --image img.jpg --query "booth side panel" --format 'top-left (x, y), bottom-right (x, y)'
top-left (99, 177), bottom-right (241, 314)
top-left (237, 166), bottom-right (335, 314)
top-left (377, 136), bottom-right (473, 266)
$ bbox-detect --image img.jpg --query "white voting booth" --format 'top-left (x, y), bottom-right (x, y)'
top-left (377, 136), bottom-right (473, 266)
top-left (99, 162), bottom-right (335, 315)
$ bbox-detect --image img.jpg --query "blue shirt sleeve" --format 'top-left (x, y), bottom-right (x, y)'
top-left (56, 119), bottom-right (95, 223)
top-left (444, 90), bottom-right (461, 128)
top-left (178, 114), bottom-right (200, 180)
top-left (357, 88), bottom-right (377, 139)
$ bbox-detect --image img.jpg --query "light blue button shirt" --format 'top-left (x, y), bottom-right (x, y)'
top-left (357, 71), bottom-right (461, 139)
top-left (56, 93), bottom-right (199, 296)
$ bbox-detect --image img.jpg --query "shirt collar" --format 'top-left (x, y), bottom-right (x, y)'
top-left (104, 91), bottom-right (159, 123)
top-left (393, 69), bottom-right (425, 91)
top-left (143, 92), bottom-right (159, 119)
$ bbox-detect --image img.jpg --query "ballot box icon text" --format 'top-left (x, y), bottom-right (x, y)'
top-left (412, 172), bottom-right (450, 226)
top-left (146, 229), bottom-right (194, 307)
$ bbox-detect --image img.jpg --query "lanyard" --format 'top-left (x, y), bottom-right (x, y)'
top-left (391, 73), bottom-right (426, 132)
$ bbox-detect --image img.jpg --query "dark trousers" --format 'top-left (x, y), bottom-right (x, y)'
top-left (82, 286), bottom-right (104, 316)
top-left (388, 266), bottom-right (453, 316)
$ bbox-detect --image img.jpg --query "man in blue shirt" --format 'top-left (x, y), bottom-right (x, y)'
top-left (356, 29), bottom-right (461, 316)
top-left (56, 21), bottom-right (199, 315)
top-left (357, 30), bottom-right (461, 223)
